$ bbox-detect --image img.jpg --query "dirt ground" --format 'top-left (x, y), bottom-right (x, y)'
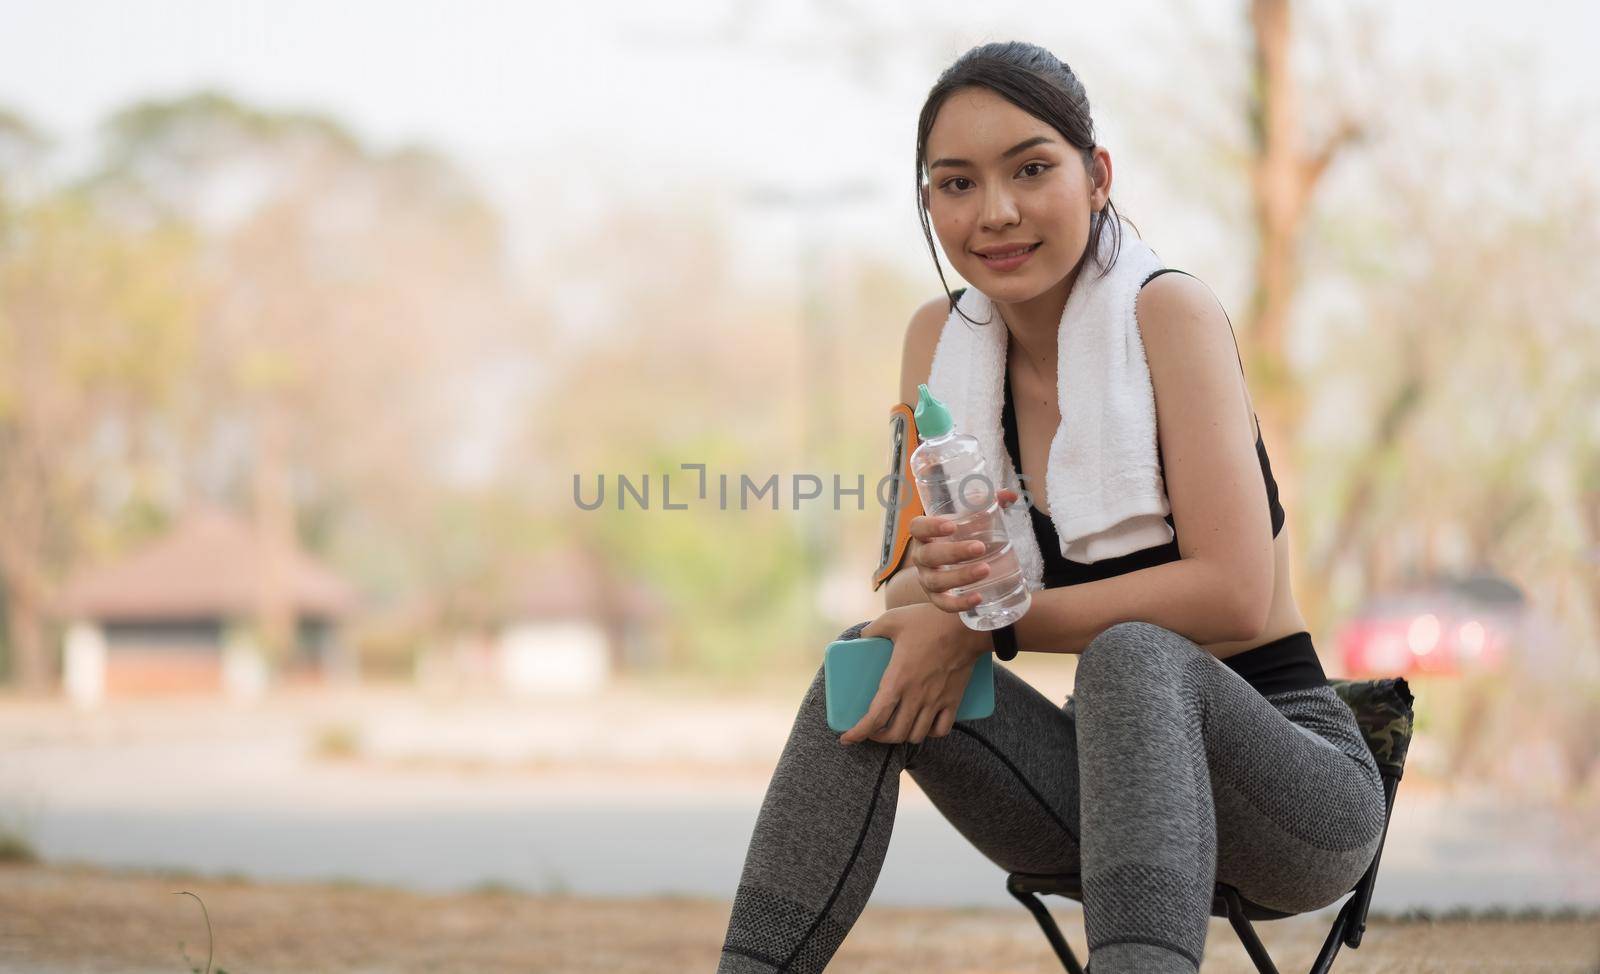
top-left (2, 862), bottom-right (1596, 973)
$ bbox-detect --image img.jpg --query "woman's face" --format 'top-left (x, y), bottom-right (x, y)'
top-left (922, 86), bottom-right (1110, 304)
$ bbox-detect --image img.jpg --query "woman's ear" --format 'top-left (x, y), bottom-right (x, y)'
top-left (1090, 146), bottom-right (1113, 211)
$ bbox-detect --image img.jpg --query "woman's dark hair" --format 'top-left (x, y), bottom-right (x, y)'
top-left (916, 42), bottom-right (1129, 325)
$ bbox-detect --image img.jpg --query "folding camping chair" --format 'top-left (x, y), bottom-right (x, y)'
top-left (1005, 677), bottom-right (1415, 974)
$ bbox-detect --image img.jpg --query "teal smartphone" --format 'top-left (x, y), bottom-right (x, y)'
top-left (823, 636), bottom-right (995, 734)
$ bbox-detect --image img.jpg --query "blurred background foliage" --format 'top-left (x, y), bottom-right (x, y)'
top-left (0, 1), bottom-right (1596, 797)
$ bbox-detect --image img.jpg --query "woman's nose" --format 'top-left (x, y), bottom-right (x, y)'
top-left (980, 185), bottom-right (1021, 229)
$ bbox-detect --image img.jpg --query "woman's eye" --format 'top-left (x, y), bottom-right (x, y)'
top-left (942, 164), bottom-right (1050, 193)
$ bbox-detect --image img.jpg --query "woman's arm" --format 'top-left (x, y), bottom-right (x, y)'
top-left (1007, 558), bottom-right (1258, 654)
top-left (890, 549), bottom-right (1252, 654)
top-left (882, 295), bottom-right (952, 611)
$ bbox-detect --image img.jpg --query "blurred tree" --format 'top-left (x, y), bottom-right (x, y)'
top-left (1297, 50), bottom-right (1600, 797)
top-left (83, 91), bottom-right (522, 666)
top-left (1242, 0), bottom-right (1368, 436)
top-left (0, 110), bottom-right (202, 690)
top-left (1174, 0), bottom-right (1377, 632)
top-left (1305, 59), bottom-right (1600, 598)
top-left (0, 109), bottom-right (51, 214)
top-left (1123, 2), bottom-right (1599, 643)
top-left (518, 195), bottom-right (808, 673)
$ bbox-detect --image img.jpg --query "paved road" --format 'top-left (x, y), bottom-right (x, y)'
top-left (9, 789), bottom-right (1598, 913)
top-left (2, 685), bottom-right (1596, 913)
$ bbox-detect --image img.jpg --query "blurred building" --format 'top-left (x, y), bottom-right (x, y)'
top-left (416, 543), bottom-right (667, 696)
top-left (55, 507), bottom-right (356, 706)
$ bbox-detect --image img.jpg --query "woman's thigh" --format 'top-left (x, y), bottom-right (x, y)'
top-left (903, 660), bottom-right (1083, 876)
top-left (1202, 676), bottom-right (1387, 913)
top-left (1084, 621), bottom-right (1385, 913)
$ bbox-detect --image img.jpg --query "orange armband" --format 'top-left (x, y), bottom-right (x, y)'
top-left (871, 401), bottom-right (924, 591)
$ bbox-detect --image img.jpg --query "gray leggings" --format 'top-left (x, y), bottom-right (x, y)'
top-left (716, 620), bottom-right (1387, 974)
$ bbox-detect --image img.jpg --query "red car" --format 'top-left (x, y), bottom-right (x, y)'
top-left (1335, 572), bottom-right (1527, 678)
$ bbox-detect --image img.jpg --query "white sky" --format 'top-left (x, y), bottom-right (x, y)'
top-left (3, 1), bottom-right (1596, 486)
top-left (4, 0), bottom-right (1597, 284)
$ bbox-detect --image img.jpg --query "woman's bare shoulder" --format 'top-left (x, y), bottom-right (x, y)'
top-left (899, 295), bottom-right (953, 406)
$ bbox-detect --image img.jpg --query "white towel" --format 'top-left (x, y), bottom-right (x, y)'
top-left (924, 224), bottom-right (1174, 591)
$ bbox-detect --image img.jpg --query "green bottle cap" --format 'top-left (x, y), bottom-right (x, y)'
top-left (914, 383), bottom-right (953, 438)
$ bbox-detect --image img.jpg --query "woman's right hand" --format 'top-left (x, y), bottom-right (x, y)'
top-left (910, 488), bottom-right (1020, 615)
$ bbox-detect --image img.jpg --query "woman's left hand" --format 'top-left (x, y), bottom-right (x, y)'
top-left (838, 602), bottom-right (990, 747)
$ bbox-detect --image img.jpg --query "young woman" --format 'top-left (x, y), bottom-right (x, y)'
top-left (716, 42), bottom-right (1385, 974)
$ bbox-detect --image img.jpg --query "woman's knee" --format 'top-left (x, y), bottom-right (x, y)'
top-left (787, 660), bottom-right (833, 723)
top-left (1075, 621), bottom-right (1192, 696)
top-left (835, 619), bottom-right (871, 642)
top-left (798, 661), bottom-right (915, 767)
top-left (801, 619), bottom-right (876, 730)
top-left (807, 619), bottom-right (873, 697)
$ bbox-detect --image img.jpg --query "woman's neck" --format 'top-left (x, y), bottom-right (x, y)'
top-left (994, 266), bottom-right (1076, 384)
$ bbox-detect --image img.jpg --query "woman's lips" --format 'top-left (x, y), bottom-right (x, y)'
top-left (976, 242), bottom-right (1041, 271)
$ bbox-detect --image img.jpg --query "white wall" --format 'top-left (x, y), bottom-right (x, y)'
top-left (498, 620), bottom-right (610, 696)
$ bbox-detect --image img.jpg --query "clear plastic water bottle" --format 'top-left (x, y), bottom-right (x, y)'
top-left (909, 383), bottom-right (1031, 630)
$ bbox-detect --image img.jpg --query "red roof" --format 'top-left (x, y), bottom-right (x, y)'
top-left (56, 507), bottom-right (356, 621)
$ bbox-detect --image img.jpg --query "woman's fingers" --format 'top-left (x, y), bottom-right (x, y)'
top-left (841, 694), bottom-right (898, 745)
top-left (916, 537), bottom-right (989, 569)
top-left (913, 491), bottom-right (1020, 544)
top-left (908, 513), bottom-right (956, 543)
top-left (913, 510), bottom-right (1005, 612)
top-left (870, 696), bottom-right (923, 745)
top-left (920, 558), bottom-right (991, 593)
top-left (928, 581), bottom-right (985, 608)
top-left (842, 680), bottom-right (945, 746)
top-left (905, 704), bottom-right (938, 746)
top-left (843, 690), bottom-right (953, 746)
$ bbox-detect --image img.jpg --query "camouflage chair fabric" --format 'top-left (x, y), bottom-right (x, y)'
top-left (1327, 676), bottom-right (1415, 780)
